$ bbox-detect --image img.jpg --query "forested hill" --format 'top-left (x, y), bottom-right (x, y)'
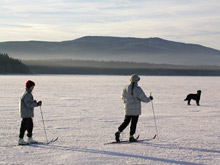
top-left (0, 53), bottom-right (31, 74)
top-left (1, 36), bottom-right (220, 65)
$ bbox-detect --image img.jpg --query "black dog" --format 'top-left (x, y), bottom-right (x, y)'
top-left (184, 90), bottom-right (202, 106)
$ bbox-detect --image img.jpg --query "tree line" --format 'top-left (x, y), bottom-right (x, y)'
top-left (0, 53), bottom-right (31, 74)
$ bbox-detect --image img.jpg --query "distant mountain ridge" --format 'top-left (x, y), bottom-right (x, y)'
top-left (1, 36), bottom-right (220, 65)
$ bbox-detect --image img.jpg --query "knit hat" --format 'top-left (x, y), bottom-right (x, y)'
top-left (26, 80), bottom-right (35, 88)
top-left (130, 74), bottom-right (140, 83)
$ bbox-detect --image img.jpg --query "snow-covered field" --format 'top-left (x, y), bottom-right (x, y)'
top-left (0, 75), bottom-right (220, 165)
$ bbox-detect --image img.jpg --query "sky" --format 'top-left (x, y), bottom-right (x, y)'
top-left (0, 0), bottom-right (220, 50)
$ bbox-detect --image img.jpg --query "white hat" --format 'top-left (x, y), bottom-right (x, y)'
top-left (130, 74), bottom-right (140, 83)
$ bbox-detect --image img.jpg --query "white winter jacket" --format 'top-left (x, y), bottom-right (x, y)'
top-left (121, 84), bottom-right (151, 116)
top-left (19, 88), bottom-right (38, 118)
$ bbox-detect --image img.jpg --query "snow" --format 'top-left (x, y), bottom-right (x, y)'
top-left (0, 75), bottom-right (220, 165)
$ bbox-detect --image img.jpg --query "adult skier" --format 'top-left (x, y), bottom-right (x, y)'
top-left (18, 80), bottom-right (42, 145)
top-left (115, 74), bottom-right (153, 142)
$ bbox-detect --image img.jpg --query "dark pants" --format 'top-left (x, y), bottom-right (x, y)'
top-left (118, 115), bottom-right (139, 136)
top-left (19, 118), bottom-right (33, 139)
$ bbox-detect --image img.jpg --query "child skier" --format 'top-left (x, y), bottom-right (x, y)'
top-left (18, 80), bottom-right (42, 145)
top-left (115, 74), bottom-right (153, 142)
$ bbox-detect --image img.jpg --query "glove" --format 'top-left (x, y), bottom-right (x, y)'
top-left (150, 96), bottom-right (153, 100)
top-left (37, 101), bottom-right (42, 106)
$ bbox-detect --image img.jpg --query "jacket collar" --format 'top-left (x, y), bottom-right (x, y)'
top-left (130, 82), bottom-right (138, 86)
top-left (26, 88), bottom-right (32, 93)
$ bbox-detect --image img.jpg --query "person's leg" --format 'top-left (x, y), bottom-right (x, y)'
top-left (26, 118), bottom-right (33, 138)
top-left (19, 118), bottom-right (27, 139)
top-left (118, 116), bottom-right (132, 132)
top-left (115, 116), bottom-right (132, 142)
top-left (130, 116), bottom-right (139, 136)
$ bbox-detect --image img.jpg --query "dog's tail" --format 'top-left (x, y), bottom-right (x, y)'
top-left (184, 95), bottom-right (189, 101)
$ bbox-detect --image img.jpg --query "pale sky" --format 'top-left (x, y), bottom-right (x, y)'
top-left (1, 0), bottom-right (220, 50)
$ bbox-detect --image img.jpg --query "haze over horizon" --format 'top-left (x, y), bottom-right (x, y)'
top-left (1, 0), bottom-right (220, 50)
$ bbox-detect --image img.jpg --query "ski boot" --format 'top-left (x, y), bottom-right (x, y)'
top-left (27, 137), bottom-right (38, 144)
top-left (129, 136), bottom-right (137, 142)
top-left (18, 138), bottom-right (28, 145)
top-left (115, 131), bottom-right (120, 142)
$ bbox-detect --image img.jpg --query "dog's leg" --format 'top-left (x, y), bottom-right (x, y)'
top-left (196, 100), bottom-right (200, 106)
top-left (188, 99), bottom-right (191, 105)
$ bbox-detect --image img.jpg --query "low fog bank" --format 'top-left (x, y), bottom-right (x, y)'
top-left (23, 59), bottom-right (220, 76)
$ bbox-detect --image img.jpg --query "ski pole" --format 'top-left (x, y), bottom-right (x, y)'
top-left (40, 106), bottom-right (48, 143)
top-left (150, 92), bottom-right (158, 139)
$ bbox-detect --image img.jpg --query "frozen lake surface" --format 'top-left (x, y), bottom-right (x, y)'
top-left (0, 75), bottom-right (220, 164)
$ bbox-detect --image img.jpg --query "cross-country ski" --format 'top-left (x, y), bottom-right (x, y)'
top-left (1, 137), bottom-right (59, 148)
top-left (18, 137), bottom-right (58, 146)
top-left (104, 135), bottom-right (156, 145)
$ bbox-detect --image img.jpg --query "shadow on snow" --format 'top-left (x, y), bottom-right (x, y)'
top-left (139, 142), bottom-right (220, 154)
top-left (32, 144), bottom-right (203, 165)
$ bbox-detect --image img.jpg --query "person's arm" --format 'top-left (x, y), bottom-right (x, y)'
top-left (121, 89), bottom-right (125, 100)
top-left (23, 94), bottom-right (38, 108)
top-left (137, 88), bottom-right (151, 103)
